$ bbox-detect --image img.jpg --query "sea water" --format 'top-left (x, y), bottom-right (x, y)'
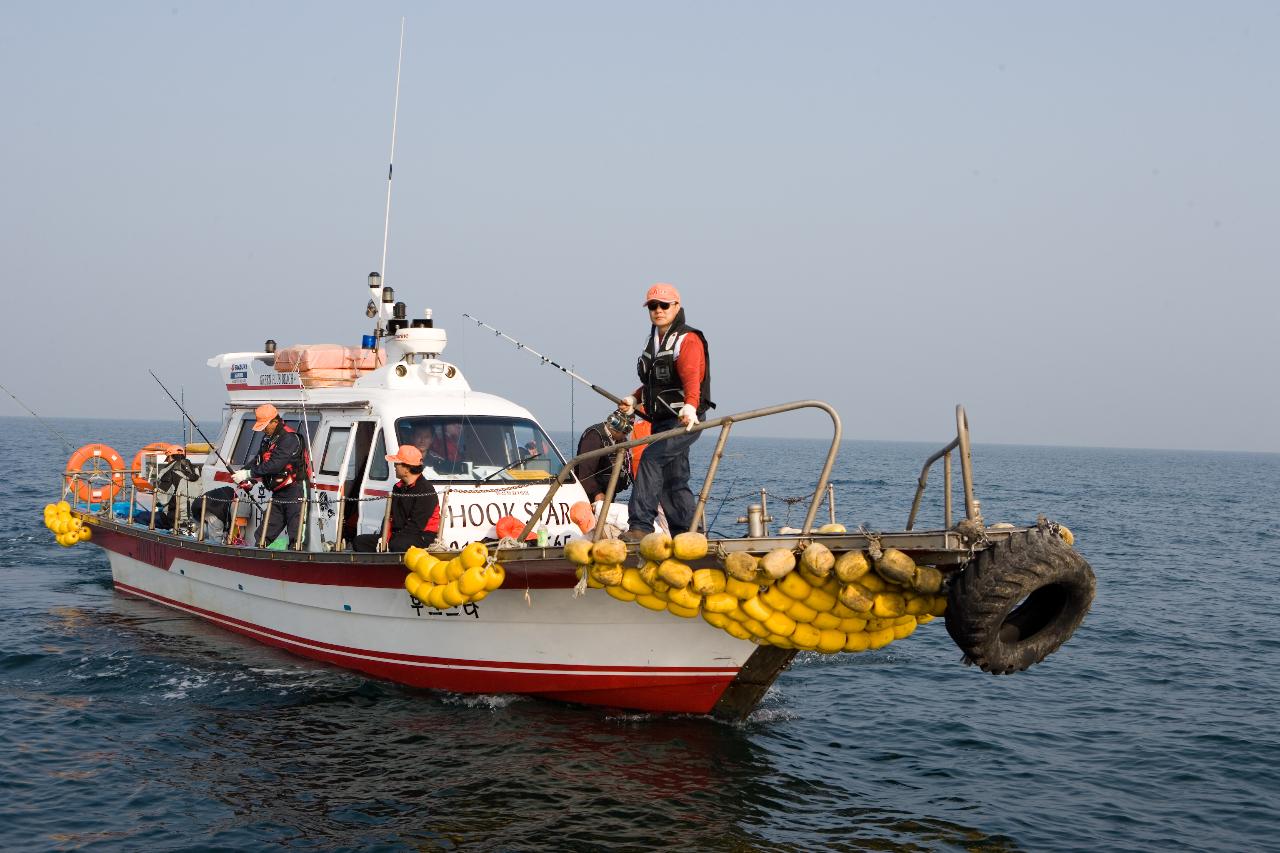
top-left (2, 417), bottom-right (1277, 851)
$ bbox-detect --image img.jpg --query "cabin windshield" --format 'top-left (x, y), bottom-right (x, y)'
top-left (394, 416), bottom-right (564, 482)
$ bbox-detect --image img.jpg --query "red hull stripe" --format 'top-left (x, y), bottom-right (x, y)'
top-left (227, 384), bottom-right (304, 390)
top-left (93, 526), bottom-right (579, 589)
top-left (113, 580), bottom-right (736, 712)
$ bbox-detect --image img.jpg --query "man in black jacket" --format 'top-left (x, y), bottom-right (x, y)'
top-left (575, 409), bottom-right (633, 503)
top-left (233, 404), bottom-right (309, 548)
top-left (353, 444), bottom-right (440, 552)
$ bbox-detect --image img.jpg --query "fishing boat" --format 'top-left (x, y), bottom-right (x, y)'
top-left (44, 270), bottom-right (1097, 718)
top-left (41, 24), bottom-right (1094, 714)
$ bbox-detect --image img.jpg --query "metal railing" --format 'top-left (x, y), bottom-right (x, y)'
top-left (906, 404), bottom-right (978, 531)
top-left (518, 400), bottom-right (843, 542)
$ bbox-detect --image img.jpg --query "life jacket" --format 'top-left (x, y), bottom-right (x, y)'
top-left (637, 313), bottom-right (713, 419)
top-left (256, 424), bottom-right (309, 492)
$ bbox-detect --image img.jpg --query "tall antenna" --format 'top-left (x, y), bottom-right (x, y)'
top-left (376, 16), bottom-right (406, 336)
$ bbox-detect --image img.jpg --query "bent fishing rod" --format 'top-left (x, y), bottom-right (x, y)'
top-left (461, 314), bottom-right (649, 422)
top-left (148, 371), bottom-right (266, 509)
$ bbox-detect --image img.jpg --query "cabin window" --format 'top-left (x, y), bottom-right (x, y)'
top-left (230, 417), bottom-right (260, 466)
top-left (393, 416), bottom-right (564, 482)
top-left (319, 427), bottom-right (351, 476)
top-left (368, 430), bottom-right (389, 481)
top-left (228, 411), bottom-right (320, 467)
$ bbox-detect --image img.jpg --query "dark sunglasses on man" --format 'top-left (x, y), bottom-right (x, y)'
top-left (646, 300), bottom-right (675, 311)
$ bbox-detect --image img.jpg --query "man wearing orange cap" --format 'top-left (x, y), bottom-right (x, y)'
top-left (618, 283), bottom-right (713, 540)
top-left (232, 403), bottom-right (310, 548)
top-left (353, 444), bottom-right (441, 553)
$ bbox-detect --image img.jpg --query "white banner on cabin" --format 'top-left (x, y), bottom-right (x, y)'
top-left (434, 484), bottom-right (581, 551)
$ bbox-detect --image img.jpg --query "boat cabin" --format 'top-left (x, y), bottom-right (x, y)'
top-left (201, 323), bottom-right (591, 552)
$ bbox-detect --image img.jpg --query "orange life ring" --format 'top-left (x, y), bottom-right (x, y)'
top-left (65, 443), bottom-right (125, 503)
top-left (130, 442), bottom-right (183, 491)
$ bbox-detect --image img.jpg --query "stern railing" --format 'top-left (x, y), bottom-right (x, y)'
top-left (519, 400), bottom-right (843, 542)
top-left (906, 404), bottom-right (979, 531)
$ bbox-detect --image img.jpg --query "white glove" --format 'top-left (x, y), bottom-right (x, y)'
top-left (679, 404), bottom-right (698, 431)
top-left (232, 469), bottom-right (251, 484)
top-left (619, 395), bottom-right (636, 413)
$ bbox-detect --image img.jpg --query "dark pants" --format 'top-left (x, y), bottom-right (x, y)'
top-left (627, 417), bottom-right (700, 535)
top-left (261, 482), bottom-right (306, 547)
top-left (353, 531), bottom-right (433, 553)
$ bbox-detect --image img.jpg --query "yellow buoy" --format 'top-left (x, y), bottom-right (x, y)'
top-left (724, 576), bottom-right (759, 600)
top-left (703, 592), bottom-right (739, 614)
top-left (778, 572), bottom-right (813, 601)
top-left (763, 611), bottom-right (797, 638)
top-left (621, 568), bottom-right (653, 596)
top-left (867, 627), bottom-right (895, 649)
top-left (458, 565), bottom-right (487, 596)
top-left (427, 584), bottom-right (451, 610)
top-left (690, 568), bottom-right (726, 595)
top-left (786, 600), bottom-right (817, 624)
top-left (591, 538), bottom-right (627, 566)
top-left (790, 623), bottom-right (821, 649)
top-left (760, 586), bottom-right (793, 612)
top-left (563, 539), bottom-right (594, 566)
top-left (834, 550), bottom-right (871, 583)
top-left (723, 551), bottom-right (759, 582)
top-left (816, 629), bottom-right (847, 653)
top-left (740, 595), bottom-right (773, 623)
top-left (638, 531), bottom-right (674, 562)
top-left (666, 585), bottom-right (702, 611)
top-left (800, 542), bottom-right (835, 577)
top-left (671, 531), bottom-right (709, 561)
top-left (483, 564), bottom-right (506, 591)
top-left (460, 541), bottom-right (489, 569)
top-left (843, 631), bottom-right (871, 652)
top-left (605, 585), bottom-right (637, 602)
top-left (657, 559), bottom-right (693, 589)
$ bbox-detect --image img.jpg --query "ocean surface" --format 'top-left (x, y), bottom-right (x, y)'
top-left (2, 416), bottom-right (1278, 852)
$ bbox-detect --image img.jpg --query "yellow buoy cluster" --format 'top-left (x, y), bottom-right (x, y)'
top-left (43, 501), bottom-right (91, 547)
top-left (564, 533), bottom-right (949, 653)
top-left (402, 542), bottom-right (505, 609)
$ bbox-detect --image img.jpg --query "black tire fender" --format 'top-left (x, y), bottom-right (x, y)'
top-left (945, 528), bottom-right (1096, 674)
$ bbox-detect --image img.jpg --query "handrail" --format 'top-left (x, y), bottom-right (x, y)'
top-left (517, 400), bottom-right (843, 542)
top-left (906, 404), bottom-right (979, 531)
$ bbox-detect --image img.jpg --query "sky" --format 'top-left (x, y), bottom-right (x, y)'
top-left (2, 2), bottom-right (1277, 453)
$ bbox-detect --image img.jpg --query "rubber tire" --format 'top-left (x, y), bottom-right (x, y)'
top-left (945, 528), bottom-right (1095, 674)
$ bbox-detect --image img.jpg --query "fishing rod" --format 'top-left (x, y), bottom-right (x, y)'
top-left (148, 371), bottom-right (266, 510)
top-left (462, 313), bottom-right (647, 421)
top-left (0, 381), bottom-right (76, 453)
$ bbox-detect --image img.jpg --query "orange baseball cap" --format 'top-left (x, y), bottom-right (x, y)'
top-left (643, 283), bottom-right (680, 305)
top-left (386, 444), bottom-right (424, 466)
top-left (251, 403), bottom-right (280, 431)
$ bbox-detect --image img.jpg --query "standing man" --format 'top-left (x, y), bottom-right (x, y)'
top-left (619, 283), bottom-right (712, 540)
top-left (575, 409), bottom-right (634, 503)
top-left (232, 403), bottom-right (309, 548)
top-left (353, 444), bottom-right (440, 552)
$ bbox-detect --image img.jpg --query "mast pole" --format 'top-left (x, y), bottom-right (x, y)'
top-left (376, 17), bottom-right (406, 338)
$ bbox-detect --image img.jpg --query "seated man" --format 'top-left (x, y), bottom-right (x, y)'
top-left (353, 445), bottom-right (440, 552)
top-left (426, 421), bottom-right (467, 474)
top-left (575, 409), bottom-right (633, 503)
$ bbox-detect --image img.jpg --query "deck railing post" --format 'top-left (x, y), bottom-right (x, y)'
top-left (591, 451), bottom-right (628, 542)
top-left (259, 498), bottom-right (274, 548)
top-left (956, 405), bottom-right (977, 521)
top-left (692, 420), bottom-right (734, 534)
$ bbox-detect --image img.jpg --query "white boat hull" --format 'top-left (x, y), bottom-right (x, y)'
top-left (95, 524), bottom-right (761, 714)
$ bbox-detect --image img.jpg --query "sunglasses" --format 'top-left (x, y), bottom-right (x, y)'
top-left (646, 300), bottom-right (674, 311)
